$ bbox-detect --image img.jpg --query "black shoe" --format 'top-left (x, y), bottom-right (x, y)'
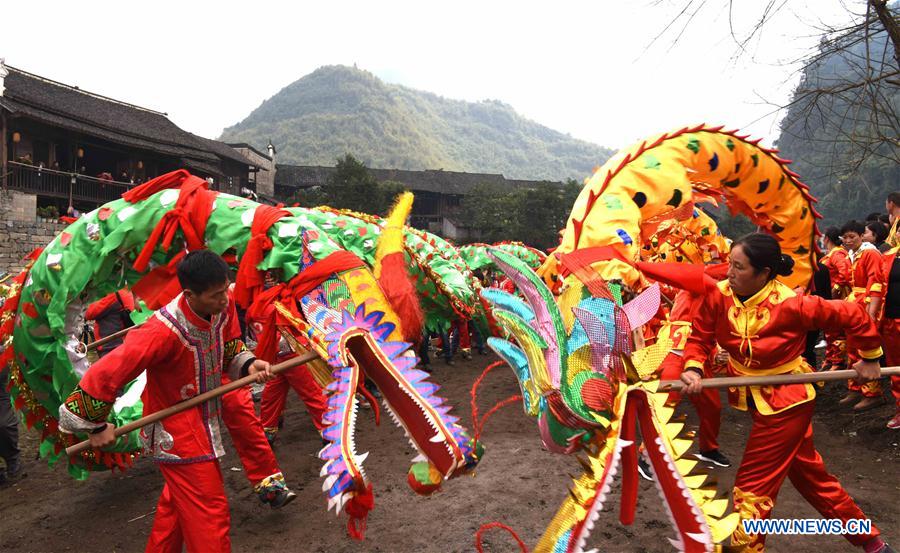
top-left (444, 358), bottom-right (454, 366)
top-left (694, 449), bottom-right (731, 468)
top-left (0, 458), bottom-right (23, 486)
top-left (637, 457), bottom-right (654, 481)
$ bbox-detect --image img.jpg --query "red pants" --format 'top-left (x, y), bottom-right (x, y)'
top-left (881, 318), bottom-right (900, 409)
top-left (452, 319), bottom-right (471, 352)
top-left (731, 401), bottom-right (879, 550)
top-left (823, 331), bottom-right (846, 367)
top-left (221, 382), bottom-right (281, 486)
top-left (659, 353), bottom-right (722, 451)
top-left (147, 460), bottom-right (231, 553)
top-left (260, 363), bottom-right (327, 433)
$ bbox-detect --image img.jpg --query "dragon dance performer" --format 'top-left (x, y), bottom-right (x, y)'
top-left (248, 270), bottom-right (328, 444)
top-left (58, 251), bottom-right (292, 553)
top-left (657, 288), bottom-right (729, 467)
top-left (87, 287), bottom-right (296, 505)
top-left (840, 221), bottom-right (885, 410)
top-left (85, 290), bottom-right (136, 357)
top-left (880, 245), bottom-right (900, 429)
top-left (819, 228), bottom-right (852, 371)
top-left (680, 233), bottom-right (892, 553)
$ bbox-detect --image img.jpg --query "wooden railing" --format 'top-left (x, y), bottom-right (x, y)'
top-left (5, 162), bottom-right (131, 205)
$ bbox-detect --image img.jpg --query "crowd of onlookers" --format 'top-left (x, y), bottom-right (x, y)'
top-left (810, 192), bottom-right (900, 429)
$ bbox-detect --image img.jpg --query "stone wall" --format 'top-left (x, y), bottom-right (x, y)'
top-left (0, 190), bottom-right (64, 273)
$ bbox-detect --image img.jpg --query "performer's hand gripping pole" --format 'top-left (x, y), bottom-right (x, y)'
top-left (65, 350), bottom-right (321, 457)
top-left (659, 366), bottom-right (900, 391)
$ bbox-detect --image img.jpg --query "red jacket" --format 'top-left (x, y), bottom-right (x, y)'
top-left (684, 280), bottom-right (882, 415)
top-left (61, 292), bottom-right (254, 463)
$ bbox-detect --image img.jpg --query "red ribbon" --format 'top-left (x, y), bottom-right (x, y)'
top-left (233, 205), bottom-right (291, 309)
top-left (131, 174), bottom-right (214, 273)
top-left (132, 250), bottom-right (187, 310)
top-left (246, 251), bottom-right (365, 363)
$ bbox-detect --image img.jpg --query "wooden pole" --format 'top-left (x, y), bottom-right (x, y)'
top-left (85, 324), bottom-right (141, 352)
top-left (65, 350), bottom-right (320, 457)
top-left (658, 367), bottom-right (900, 392)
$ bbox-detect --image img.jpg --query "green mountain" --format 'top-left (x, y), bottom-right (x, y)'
top-left (220, 65), bottom-right (614, 181)
top-left (776, 18), bottom-right (899, 226)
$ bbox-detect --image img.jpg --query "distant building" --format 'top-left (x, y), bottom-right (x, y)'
top-left (228, 141), bottom-right (276, 201)
top-left (275, 164), bottom-right (559, 240)
top-left (0, 59), bottom-right (258, 212)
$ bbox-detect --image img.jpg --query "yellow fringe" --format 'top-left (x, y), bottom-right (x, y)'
top-left (374, 191), bottom-right (414, 279)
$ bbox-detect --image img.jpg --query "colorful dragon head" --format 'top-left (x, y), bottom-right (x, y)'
top-left (483, 248), bottom-right (738, 552)
top-left (0, 172), bottom-right (481, 539)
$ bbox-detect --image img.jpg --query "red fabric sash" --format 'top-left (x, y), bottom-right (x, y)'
top-left (132, 250), bottom-right (187, 310)
top-left (233, 205), bottom-right (292, 309)
top-left (131, 173), bottom-right (214, 273)
top-left (247, 251), bottom-right (365, 362)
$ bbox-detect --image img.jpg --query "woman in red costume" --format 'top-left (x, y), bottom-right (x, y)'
top-left (840, 220), bottom-right (885, 409)
top-left (819, 227), bottom-right (852, 371)
top-left (680, 233), bottom-right (892, 553)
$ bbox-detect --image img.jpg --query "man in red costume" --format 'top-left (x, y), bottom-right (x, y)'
top-left (819, 227), bottom-right (852, 371)
top-left (85, 290), bottom-right (136, 357)
top-left (680, 233), bottom-right (891, 553)
top-left (657, 289), bottom-right (729, 467)
top-left (59, 251), bottom-right (293, 553)
top-left (840, 220), bottom-right (884, 410)
top-left (250, 270), bottom-right (328, 444)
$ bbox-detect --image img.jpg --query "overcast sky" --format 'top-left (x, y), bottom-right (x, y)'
top-left (0, 0), bottom-right (862, 151)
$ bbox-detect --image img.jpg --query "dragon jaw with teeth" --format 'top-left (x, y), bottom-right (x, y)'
top-left (482, 249), bottom-right (738, 553)
top-left (298, 259), bottom-right (480, 538)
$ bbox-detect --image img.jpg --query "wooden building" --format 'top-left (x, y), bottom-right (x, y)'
top-left (275, 164), bottom-right (556, 240)
top-left (0, 60), bottom-right (257, 212)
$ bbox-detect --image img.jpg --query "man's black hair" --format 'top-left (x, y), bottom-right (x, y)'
top-left (840, 220), bottom-right (866, 236)
top-left (887, 191), bottom-right (900, 207)
top-left (865, 212), bottom-right (882, 222)
top-left (177, 250), bottom-right (230, 293)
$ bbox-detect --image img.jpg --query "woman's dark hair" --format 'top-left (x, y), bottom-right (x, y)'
top-left (732, 233), bottom-right (794, 280)
top-left (840, 220), bottom-right (866, 236)
top-left (177, 250), bottom-right (230, 293)
top-left (865, 221), bottom-right (889, 243)
top-left (879, 214), bottom-right (891, 225)
top-left (823, 227), bottom-right (842, 246)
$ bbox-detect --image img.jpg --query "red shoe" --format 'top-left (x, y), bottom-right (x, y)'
top-left (887, 412), bottom-right (900, 430)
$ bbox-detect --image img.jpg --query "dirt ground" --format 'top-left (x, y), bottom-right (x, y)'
top-left (0, 353), bottom-right (897, 553)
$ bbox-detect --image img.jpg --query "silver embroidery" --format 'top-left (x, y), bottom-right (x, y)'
top-left (140, 422), bottom-right (181, 461)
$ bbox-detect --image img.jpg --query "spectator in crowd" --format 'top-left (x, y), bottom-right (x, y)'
top-left (0, 345), bottom-right (22, 486)
top-left (885, 192), bottom-right (900, 248)
top-left (863, 221), bottom-right (891, 253)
